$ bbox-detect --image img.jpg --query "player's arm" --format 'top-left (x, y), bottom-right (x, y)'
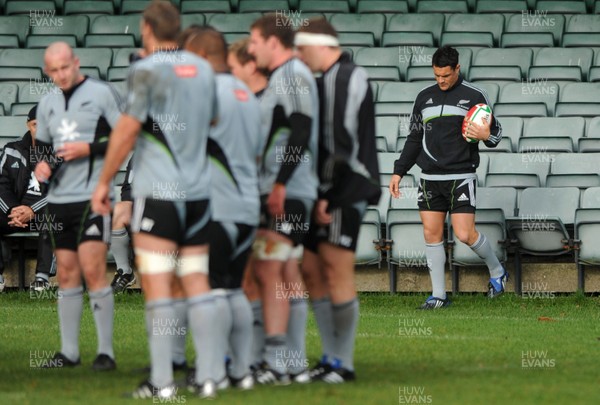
top-left (469, 91), bottom-right (502, 148)
top-left (390, 99), bottom-right (424, 198)
top-left (33, 99), bottom-right (60, 183)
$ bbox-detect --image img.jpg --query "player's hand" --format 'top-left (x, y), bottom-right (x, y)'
top-left (267, 183), bottom-right (286, 217)
top-left (9, 206), bottom-right (34, 227)
top-left (91, 182), bottom-right (111, 216)
top-left (34, 161), bottom-right (52, 183)
top-left (315, 199), bottom-right (332, 226)
top-left (389, 174), bottom-right (402, 199)
top-left (56, 142), bottom-right (90, 161)
top-left (465, 117), bottom-right (491, 141)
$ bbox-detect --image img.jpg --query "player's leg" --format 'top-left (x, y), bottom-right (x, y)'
top-left (110, 201), bottom-right (135, 293)
top-left (300, 232), bottom-right (336, 378)
top-left (242, 257), bottom-right (264, 370)
top-left (226, 224), bottom-right (256, 389)
top-left (253, 229), bottom-right (292, 384)
top-left (451, 213), bottom-right (507, 297)
top-left (30, 230), bottom-right (54, 291)
top-left (319, 241), bottom-right (358, 383)
top-left (449, 177), bottom-right (507, 298)
top-left (283, 249), bottom-right (310, 382)
top-left (79, 238), bottom-right (115, 370)
top-left (170, 277), bottom-right (188, 370)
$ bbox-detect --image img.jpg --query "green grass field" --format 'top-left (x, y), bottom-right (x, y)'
top-left (1, 291), bottom-right (599, 405)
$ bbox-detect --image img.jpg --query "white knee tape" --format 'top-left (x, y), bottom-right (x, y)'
top-left (135, 248), bottom-right (175, 275)
top-left (291, 244), bottom-right (304, 260)
top-left (252, 236), bottom-right (293, 261)
top-left (176, 253), bottom-right (209, 277)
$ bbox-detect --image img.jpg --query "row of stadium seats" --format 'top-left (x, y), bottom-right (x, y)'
top-left (3, 0), bottom-right (600, 15)
top-left (377, 152), bottom-right (600, 189)
top-left (361, 186), bottom-right (600, 292)
top-left (4, 13), bottom-right (600, 48)
top-left (376, 117), bottom-right (600, 154)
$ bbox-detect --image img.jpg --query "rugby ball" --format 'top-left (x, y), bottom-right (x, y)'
top-left (462, 104), bottom-right (492, 143)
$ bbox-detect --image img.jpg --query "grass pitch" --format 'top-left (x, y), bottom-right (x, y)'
top-left (0, 291), bottom-right (598, 405)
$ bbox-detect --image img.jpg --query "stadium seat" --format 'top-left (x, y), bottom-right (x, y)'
top-left (355, 208), bottom-right (382, 267)
top-left (386, 13), bottom-right (444, 45)
top-left (10, 102), bottom-right (37, 116)
top-left (5, 1), bottom-right (55, 15)
top-left (378, 82), bottom-right (431, 103)
top-left (441, 32), bottom-right (493, 48)
top-left (107, 66), bottom-right (129, 81)
top-left (578, 117), bottom-right (600, 152)
top-left (496, 82), bottom-right (559, 117)
top-left (72, 48), bottom-right (112, 79)
top-left (468, 66), bottom-right (521, 82)
top-left (508, 187), bottom-right (579, 293)
top-left (120, 0), bottom-right (158, 14)
top-left (19, 81), bottom-right (61, 104)
top-left (0, 67), bottom-right (43, 82)
top-left (417, 0), bottom-right (468, 13)
top-left (555, 83), bottom-right (600, 118)
top-left (523, 117), bottom-right (584, 152)
top-left (406, 66), bottom-right (434, 82)
top-left (493, 116), bottom-right (522, 153)
top-left (386, 208), bottom-right (428, 293)
top-left (574, 207), bottom-right (600, 289)
top-left (528, 66), bottom-right (582, 82)
top-left (381, 32), bottom-right (434, 48)
top-left (0, 16), bottom-right (29, 47)
top-left (208, 13), bottom-right (262, 33)
top-left (473, 49), bottom-right (533, 81)
top-left (551, 152), bottom-right (600, 176)
top-left (445, 14), bottom-right (504, 46)
top-left (500, 33), bottom-right (554, 48)
top-left (369, 186), bottom-right (390, 224)
top-left (25, 35), bottom-right (76, 49)
top-left (330, 13), bottom-right (385, 46)
top-left (337, 32), bottom-right (375, 47)
top-left (85, 34), bottom-right (135, 48)
top-left (589, 66), bottom-right (600, 82)
top-left (356, 0), bottom-right (408, 13)
top-left (355, 47), bottom-right (401, 73)
top-left (91, 16), bottom-right (142, 45)
top-left (0, 82), bottom-right (18, 113)
top-left (518, 137), bottom-right (574, 153)
top-left (487, 152), bottom-right (551, 188)
top-left (504, 13), bottom-right (564, 47)
top-left (375, 102), bottom-right (413, 118)
top-left (364, 67), bottom-right (400, 81)
top-left (476, 0), bottom-right (527, 13)
top-left (112, 47), bottom-right (138, 66)
top-left (565, 15), bottom-right (600, 35)
top-left (582, 187), bottom-right (600, 208)
top-left (31, 15), bottom-right (89, 47)
top-left (477, 187), bottom-right (518, 217)
top-left (375, 137), bottom-right (388, 152)
top-left (470, 82), bottom-right (499, 106)
top-left (546, 174), bottom-right (600, 189)
top-left (237, 0), bottom-right (289, 13)
top-left (375, 116), bottom-right (399, 152)
top-left (64, 1), bottom-right (114, 15)
top-left (0, 49), bottom-right (45, 69)
top-left (181, 0), bottom-right (231, 13)
top-left (80, 66), bottom-right (101, 79)
top-left (180, 14), bottom-right (206, 29)
top-left (535, 0), bottom-right (586, 14)
top-left (298, 0), bottom-right (349, 13)
top-left (0, 35), bottom-right (18, 48)
top-left (0, 116), bottom-right (26, 137)
top-left (562, 33), bottom-right (600, 48)
top-left (534, 48), bottom-right (594, 81)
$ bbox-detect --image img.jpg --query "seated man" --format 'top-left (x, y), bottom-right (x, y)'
top-left (0, 106), bottom-right (54, 292)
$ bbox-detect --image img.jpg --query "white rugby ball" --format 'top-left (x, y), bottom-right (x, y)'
top-left (462, 103), bottom-right (492, 143)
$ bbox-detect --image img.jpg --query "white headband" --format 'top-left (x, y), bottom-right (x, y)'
top-left (294, 32), bottom-right (339, 47)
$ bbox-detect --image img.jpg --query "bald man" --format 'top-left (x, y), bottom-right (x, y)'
top-left (34, 42), bottom-right (122, 371)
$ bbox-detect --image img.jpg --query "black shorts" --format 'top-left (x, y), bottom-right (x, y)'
top-left (130, 198), bottom-right (211, 246)
top-left (259, 196), bottom-right (312, 246)
top-left (418, 177), bottom-right (476, 213)
top-left (304, 201), bottom-right (367, 253)
top-left (46, 201), bottom-right (111, 251)
top-left (209, 222), bottom-right (256, 290)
